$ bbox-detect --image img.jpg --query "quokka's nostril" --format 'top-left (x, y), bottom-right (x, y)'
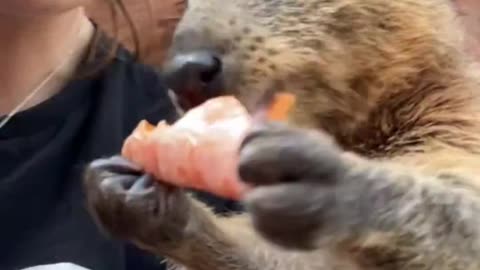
top-left (163, 50), bottom-right (223, 93)
top-left (200, 56), bottom-right (222, 84)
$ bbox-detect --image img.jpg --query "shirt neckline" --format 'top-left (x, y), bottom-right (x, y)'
top-left (0, 27), bottom-right (122, 139)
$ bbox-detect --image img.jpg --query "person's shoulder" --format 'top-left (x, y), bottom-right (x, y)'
top-left (114, 50), bottom-right (178, 125)
top-left (86, 37), bottom-right (179, 133)
top-left (110, 48), bottom-right (168, 101)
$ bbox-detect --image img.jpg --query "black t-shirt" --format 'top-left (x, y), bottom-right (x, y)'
top-left (0, 34), bottom-right (238, 270)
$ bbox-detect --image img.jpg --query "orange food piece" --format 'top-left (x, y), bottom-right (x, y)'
top-left (121, 93), bottom-right (295, 200)
top-left (266, 93), bottom-right (296, 121)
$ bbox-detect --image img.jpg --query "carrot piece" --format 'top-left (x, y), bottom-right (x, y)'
top-left (120, 94), bottom-right (296, 201)
top-left (266, 92), bottom-right (296, 121)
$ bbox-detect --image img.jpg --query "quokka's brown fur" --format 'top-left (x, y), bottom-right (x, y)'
top-left (84, 0), bottom-right (480, 269)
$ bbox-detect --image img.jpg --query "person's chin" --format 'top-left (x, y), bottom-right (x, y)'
top-left (0, 1), bottom-right (86, 18)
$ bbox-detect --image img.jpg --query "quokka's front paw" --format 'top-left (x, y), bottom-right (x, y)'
top-left (83, 156), bottom-right (193, 251)
top-left (238, 122), bottom-right (375, 250)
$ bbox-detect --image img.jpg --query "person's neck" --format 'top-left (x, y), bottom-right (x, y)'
top-left (0, 8), bottom-right (95, 116)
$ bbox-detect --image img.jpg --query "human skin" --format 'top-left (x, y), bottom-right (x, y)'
top-left (0, 0), bottom-right (94, 116)
top-left (86, 0), bottom-right (186, 65)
